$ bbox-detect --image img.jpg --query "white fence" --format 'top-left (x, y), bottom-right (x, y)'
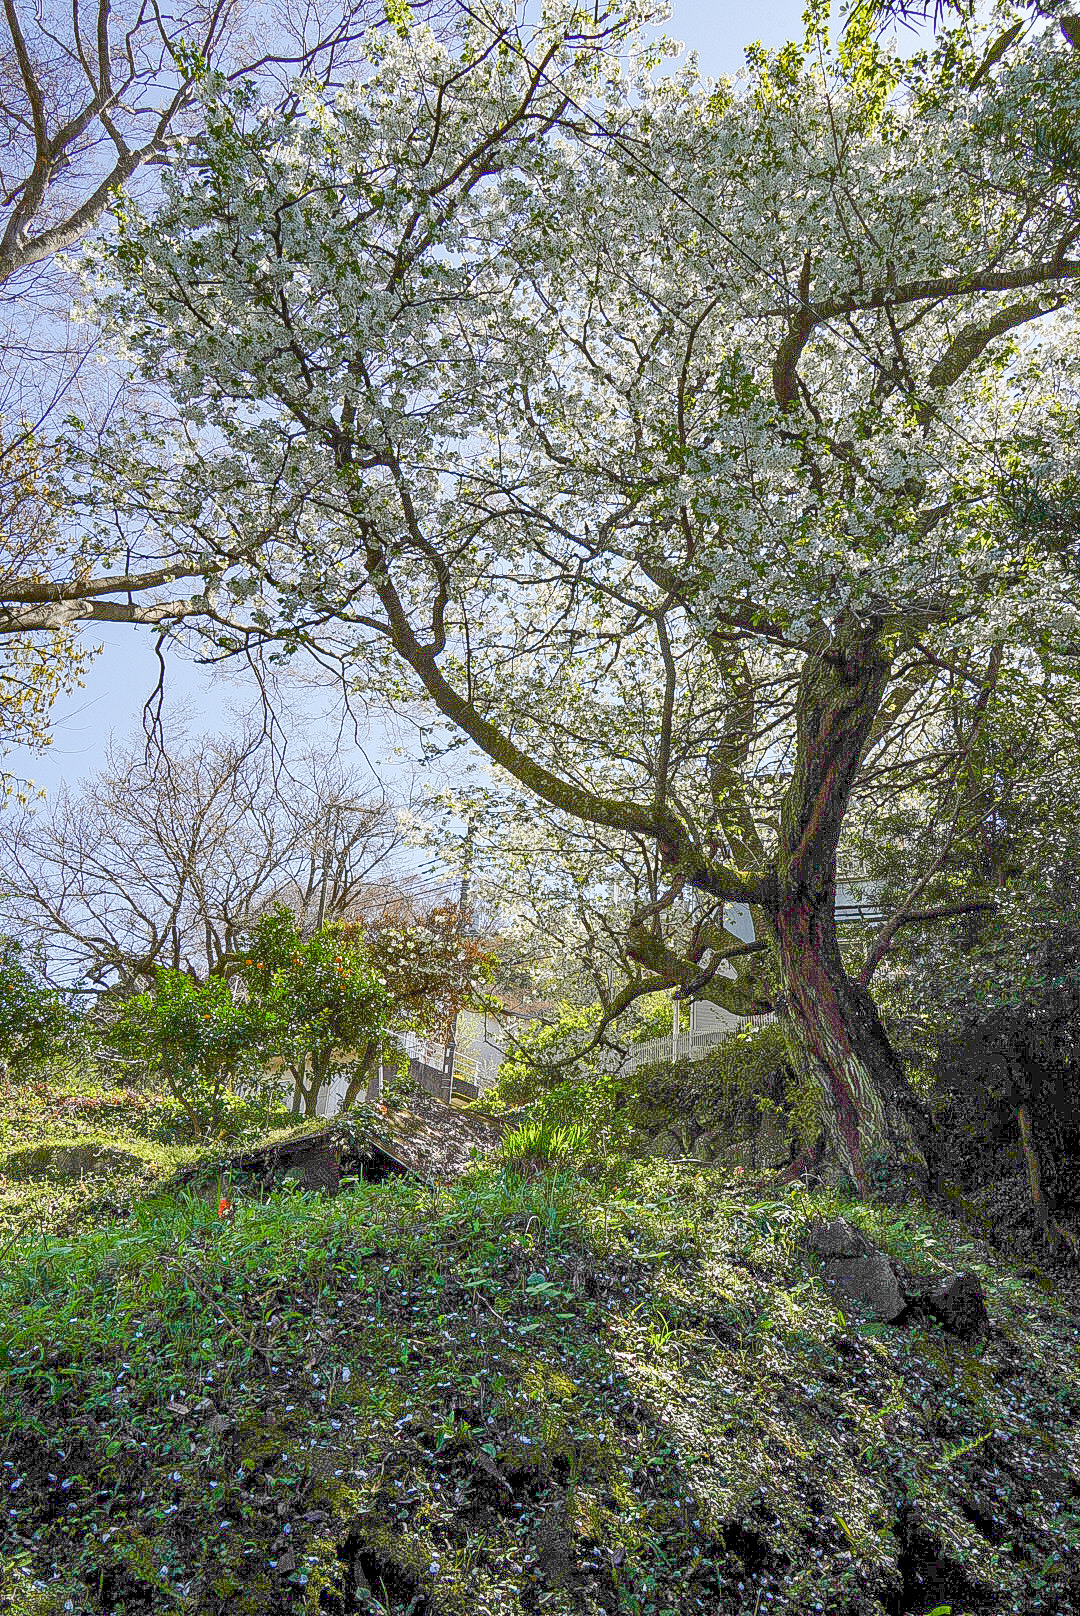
top-left (400, 1030), bottom-right (501, 1095)
top-left (621, 1012), bottom-right (777, 1073)
top-left (402, 1030), bottom-right (445, 1069)
top-left (402, 1011), bottom-right (780, 1094)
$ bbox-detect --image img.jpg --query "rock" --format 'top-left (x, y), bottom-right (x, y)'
top-left (808, 1219), bottom-right (988, 1332)
top-left (806, 1216), bottom-right (869, 1259)
top-left (908, 1271), bottom-right (989, 1338)
top-left (718, 1137), bottom-right (754, 1170)
top-left (823, 1248), bottom-right (906, 1322)
top-left (808, 1218), bottom-right (907, 1320)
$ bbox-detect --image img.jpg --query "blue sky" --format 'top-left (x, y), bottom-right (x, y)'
top-left (662, 0), bottom-right (810, 77)
top-left (14, 0), bottom-right (811, 801)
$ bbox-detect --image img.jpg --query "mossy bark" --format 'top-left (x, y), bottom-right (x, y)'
top-left (771, 620), bottom-right (927, 1192)
top-left (770, 894), bottom-right (926, 1190)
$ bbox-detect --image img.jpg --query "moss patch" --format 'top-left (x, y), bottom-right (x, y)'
top-left (2, 1140), bottom-right (151, 1183)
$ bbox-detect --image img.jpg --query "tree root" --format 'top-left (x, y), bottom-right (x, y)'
top-left (717, 1141), bottom-right (822, 1201)
top-left (777, 1138), bottom-right (826, 1186)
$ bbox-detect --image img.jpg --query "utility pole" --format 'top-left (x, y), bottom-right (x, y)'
top-left (442, 1010), bottom-right (458, 1105)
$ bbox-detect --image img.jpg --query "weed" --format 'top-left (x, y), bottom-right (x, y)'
top-left (498, 1119), bottom-right (590, 1171)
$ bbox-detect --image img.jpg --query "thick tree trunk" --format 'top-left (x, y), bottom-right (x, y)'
top-left (771, 619), bottom-right (928, 1192)
top-left (771, 893), bottom-right (927, 1191)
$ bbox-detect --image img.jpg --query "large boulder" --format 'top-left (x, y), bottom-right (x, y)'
top-left (807, 1216), bottom-right (906, 1321)
top-left (906, 1271), bottom-right (989, 1339)
top-left (648, 1128), bottom-right (684, 1161)
top-left (805, 1216), bottom-right (989, 1334)
top-left (806, 1215), bottom-right (868, 1260)
top-left (824, 1248), bottom-right (906, 1322)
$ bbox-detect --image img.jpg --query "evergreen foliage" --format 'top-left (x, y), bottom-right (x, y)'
top-left (0, 937), bottom-right (75, 1083)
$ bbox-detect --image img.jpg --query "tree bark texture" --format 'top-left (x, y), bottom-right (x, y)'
top-left (769, 622), bottom-right (927, 1190)
top-left (770, 896), bottom-right (926, 1188)
top-left (341, 1040), bottom-right (379, 1112)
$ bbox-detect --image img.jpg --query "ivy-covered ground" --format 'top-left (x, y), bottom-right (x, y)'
top-left (1, 1077), bottom-right (1079, 1616)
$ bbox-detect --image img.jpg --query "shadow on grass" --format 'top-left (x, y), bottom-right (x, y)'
top-left (1, 1155), bottom-right (1078, 1616)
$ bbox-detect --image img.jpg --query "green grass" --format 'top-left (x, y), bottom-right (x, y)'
top-left (0, 1069), bottom-right (310, 1249)
top-left (1, 1078), bottom-right (1079, 1615)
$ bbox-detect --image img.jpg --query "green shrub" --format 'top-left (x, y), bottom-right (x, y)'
top-left (498, 1020), bottom-right (809, 1162)
top-left (482, 1016), bottom-right (827, 1167)
top-left (621, 1021), bottom-right (792, 1141)
top-left (0, 937), bottom-right (77, 1082)
top-left (481, 993), bottom-right (675, 1110)
top-left (241, 906), bottom-right (393, 1117)
top-left (109, 970), bottom-right (273, 1140)
top-left (483, 1002), bottom-right (608, 1107)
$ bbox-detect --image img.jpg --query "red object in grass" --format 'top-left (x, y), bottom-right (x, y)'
top-left (218, 1196), bottom-right (233, 1219)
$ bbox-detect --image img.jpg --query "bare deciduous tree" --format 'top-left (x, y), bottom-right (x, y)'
top-left (0, 723), bottom-right (410, 984)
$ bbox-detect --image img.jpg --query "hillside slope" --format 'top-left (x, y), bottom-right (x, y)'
top-left (2, 1110), bottom-right (1078, 1616)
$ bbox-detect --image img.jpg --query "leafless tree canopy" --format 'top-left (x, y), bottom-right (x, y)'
top-left (0, 724), bottom-right (411, 984)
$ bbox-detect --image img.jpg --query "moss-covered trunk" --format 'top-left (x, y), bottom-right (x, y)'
top-left (771, 620), bottom-right (926, 1191)
top-left (771, 892), bottom-right (925, 1188)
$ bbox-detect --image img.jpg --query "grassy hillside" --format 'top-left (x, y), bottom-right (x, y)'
top-left (1, 1073), bottom-right (1078, 1616)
